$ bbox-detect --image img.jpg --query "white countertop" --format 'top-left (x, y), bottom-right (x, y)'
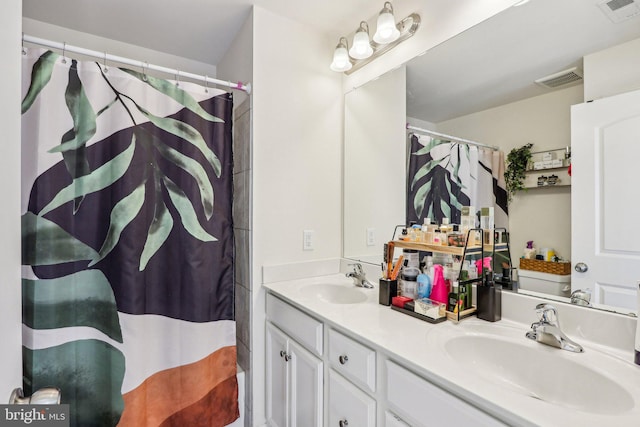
top-left (264, 273), bottom-right (640, 427)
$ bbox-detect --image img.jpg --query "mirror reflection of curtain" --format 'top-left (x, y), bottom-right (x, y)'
top-left (21, 48), bottom-right (238, 426)
top-left (407, 134), bottom-right (508, 226)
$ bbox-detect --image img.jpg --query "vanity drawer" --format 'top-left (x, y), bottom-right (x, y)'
top-left (328, 328), bottom-right (376, 393)
top-left (386, 360), bottom-right (507, 426)
top-left (329, 369), bottom-right (376, 427)
top-left (266, 293), bottom-right (323, 356)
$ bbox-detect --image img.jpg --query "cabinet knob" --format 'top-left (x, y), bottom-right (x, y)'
top-left (284, 353), bottom-right (291, 362)
top-left (338, 355), bottom-right (349, 365)
top-left (339, 419), bottom-right (349, 427)
top-left (279, 350), bottom-right (286, 358)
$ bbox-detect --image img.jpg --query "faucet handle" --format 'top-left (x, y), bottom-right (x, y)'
top-left (535, 303), bottom-right (559, 326)
top-left (348, 263), bottom-right (364, 275)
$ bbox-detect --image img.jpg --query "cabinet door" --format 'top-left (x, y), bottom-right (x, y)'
top-left (289, 339), bottom-right (323, 427)
top-left (266, 323), bottom-right (289, 427)
top-left (329, 370), bottom-right (376, 427)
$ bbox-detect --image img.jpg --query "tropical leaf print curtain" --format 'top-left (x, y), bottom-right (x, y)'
top-left (21, 48), bottom-right (238, 427)
top-left (407, 134), bottom-right (508, 227)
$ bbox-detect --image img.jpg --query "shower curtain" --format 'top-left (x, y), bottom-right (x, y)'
top-left (21, 48), bottom-right (238, 426)
top-left (407, 134), bottom-right (508, 226)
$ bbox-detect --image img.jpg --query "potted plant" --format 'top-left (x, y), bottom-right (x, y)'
top-left (505, 143), bottom-right (533, 203)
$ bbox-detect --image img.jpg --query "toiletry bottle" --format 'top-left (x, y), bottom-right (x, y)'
top-left (477, 270), bottom-right (501, 322)
top-left (429, 264), bottom-right (448, 304)
top-left (416, 271), bottom-right (432, 299)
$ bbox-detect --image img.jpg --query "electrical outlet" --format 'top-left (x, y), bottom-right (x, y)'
top-left (366, 228), bottom-right (375, 246)
top-left (303, 230), bottom-right (314, 251)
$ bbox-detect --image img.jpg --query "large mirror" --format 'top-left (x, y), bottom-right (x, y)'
top-left (343, 0), bottom-right (640, 313)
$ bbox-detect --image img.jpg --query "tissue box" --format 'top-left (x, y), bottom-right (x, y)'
top-left (414, 298), bottom-right (446, 320)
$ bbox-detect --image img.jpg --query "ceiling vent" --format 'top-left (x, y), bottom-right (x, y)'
top-left (598, 0), bottom-right (640, 23)
top-left (535, 67), bottom-right (583, 89)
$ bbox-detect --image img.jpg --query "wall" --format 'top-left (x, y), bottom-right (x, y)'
top-left (251, 6), bottom-right (343, 425)
top-left (584, 36), bottom-right (640, 101)
top-left (436, 84), bottom-right (583, 266)
top-left (0, 0), bottom-right (22, 399)
top-left (217, 12), bottom-right (254, 427)
top-left (344, 66), bottom-right (406, 262)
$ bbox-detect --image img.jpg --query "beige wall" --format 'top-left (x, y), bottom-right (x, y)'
top-left (437, 85), bottom-right (583, 266)
top-left (584, 37), bottom-right (640, 101)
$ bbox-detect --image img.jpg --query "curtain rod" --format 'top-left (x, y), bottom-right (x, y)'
top-left (406, 124), bottom-right (498, 151)
top-left (22, 34), bottom-right (252, 94)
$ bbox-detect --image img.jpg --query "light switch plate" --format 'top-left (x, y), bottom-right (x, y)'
top-left (303, 230), bottom-right (314, 250)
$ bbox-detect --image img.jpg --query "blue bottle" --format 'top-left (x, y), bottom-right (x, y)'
top-left (416, 273), bottom-right (432, 299)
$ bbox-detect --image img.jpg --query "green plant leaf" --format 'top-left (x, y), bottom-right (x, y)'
top-left (39, 135), bottom-right (136, 216)
top-left (413, 137), bottom-right (449, 156)
top-left (413, 181), bottom-right (432, 218)
top-left (411, 159), bottom-right (441, 191)
top-left (121, 69), bottom-right (224, 123)
top-left (89, 182), bottom-right (146, 267)
top-left (21, 51), bottom-right (60, 114)
top-left (136, 106), bottom-right (222, 177)
top-left (48, 62), bottom-right (98, 153)
top-left (22, 270), bottom-right (122, 342)
top-left (440, 199), bottom-right (451, 218)
top-left (155, 142), bottom-right (215, 219)
top-left (24, 340), bottom-right (124, 426)
top-left (22, 212), bottom-right (98, 266)
top-left (139, 197), bottom-right (173, 271)
top-left (163, 176), bottom-right (217, 242)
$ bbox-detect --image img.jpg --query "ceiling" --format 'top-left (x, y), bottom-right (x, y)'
top-left (23, 0), bottom-right (640, 123)
top-left (22, 0), bottom-right (376, 65)
top-left (406, 0), bottom-right (640, 122)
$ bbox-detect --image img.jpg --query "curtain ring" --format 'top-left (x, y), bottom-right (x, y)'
top-left (21, 33), bottom-right (27, 56)
top-left (141, 61), bottom-right (148, 81)
top-left (204, 75), bottom-right (209, 93)
top-left (175, 70), bottom-right (180, 87)
top-left (103, 52), bottom-right (108, 73)
top-left (61, 42), bottom-right (67, 64)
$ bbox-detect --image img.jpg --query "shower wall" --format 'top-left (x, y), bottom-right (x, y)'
top-left (233, 97), bottom-right (252, 427)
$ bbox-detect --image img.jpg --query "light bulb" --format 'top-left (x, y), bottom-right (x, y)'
top-left (330, 38), bottom-right (352, 72)
top-left (373, 2), bottom-right (400, 44)
top-left (349, 22), bottom-right (373, 59)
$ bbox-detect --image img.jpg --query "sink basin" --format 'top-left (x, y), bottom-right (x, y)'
top-left (300, 283), bottom-right (368, 304)
top-left (445, 334), bottom-right (635, 415)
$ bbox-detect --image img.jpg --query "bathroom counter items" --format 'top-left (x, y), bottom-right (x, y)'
top-left (264, 273), bottom-right (640, 427)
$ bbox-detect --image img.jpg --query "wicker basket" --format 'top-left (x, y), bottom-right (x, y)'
top-left (519, 258), bottom-right (571, 275)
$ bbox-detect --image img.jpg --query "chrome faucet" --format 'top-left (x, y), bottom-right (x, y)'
top-left (346, 263), bottom-right (374, 288)
top-left (525, 303), bottom-right (584, 353)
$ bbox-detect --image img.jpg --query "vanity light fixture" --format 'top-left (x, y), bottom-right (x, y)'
top-left (330, 2), bottom-right (420, 75)
top-left (349, 22), bottom-right (374, 59)
top-left (330, 37), bottom-right (353, 72)
top-left (373, 2), bottom-right (401, 44)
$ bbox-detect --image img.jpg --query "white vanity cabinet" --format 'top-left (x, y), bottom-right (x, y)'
top-left (265, 292), bottom-right (506, 427)
top-left (266, 296), bottom-right (323, 427)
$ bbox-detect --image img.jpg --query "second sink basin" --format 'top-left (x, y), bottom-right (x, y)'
top-left (442, 331), bottom-right (635, 415)
top-left (300, 283), bottom-right (368, 304)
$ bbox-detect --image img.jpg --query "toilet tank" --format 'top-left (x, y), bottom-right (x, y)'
top-left (518, 269), bottom-right (571, 297)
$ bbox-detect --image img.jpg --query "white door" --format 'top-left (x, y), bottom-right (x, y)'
top-left (266, 323), bottom-right (289, 427)
top-left (288, 339), bottom-right (323, 427)
top-left (571, 89), bottom-right (640, 311)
